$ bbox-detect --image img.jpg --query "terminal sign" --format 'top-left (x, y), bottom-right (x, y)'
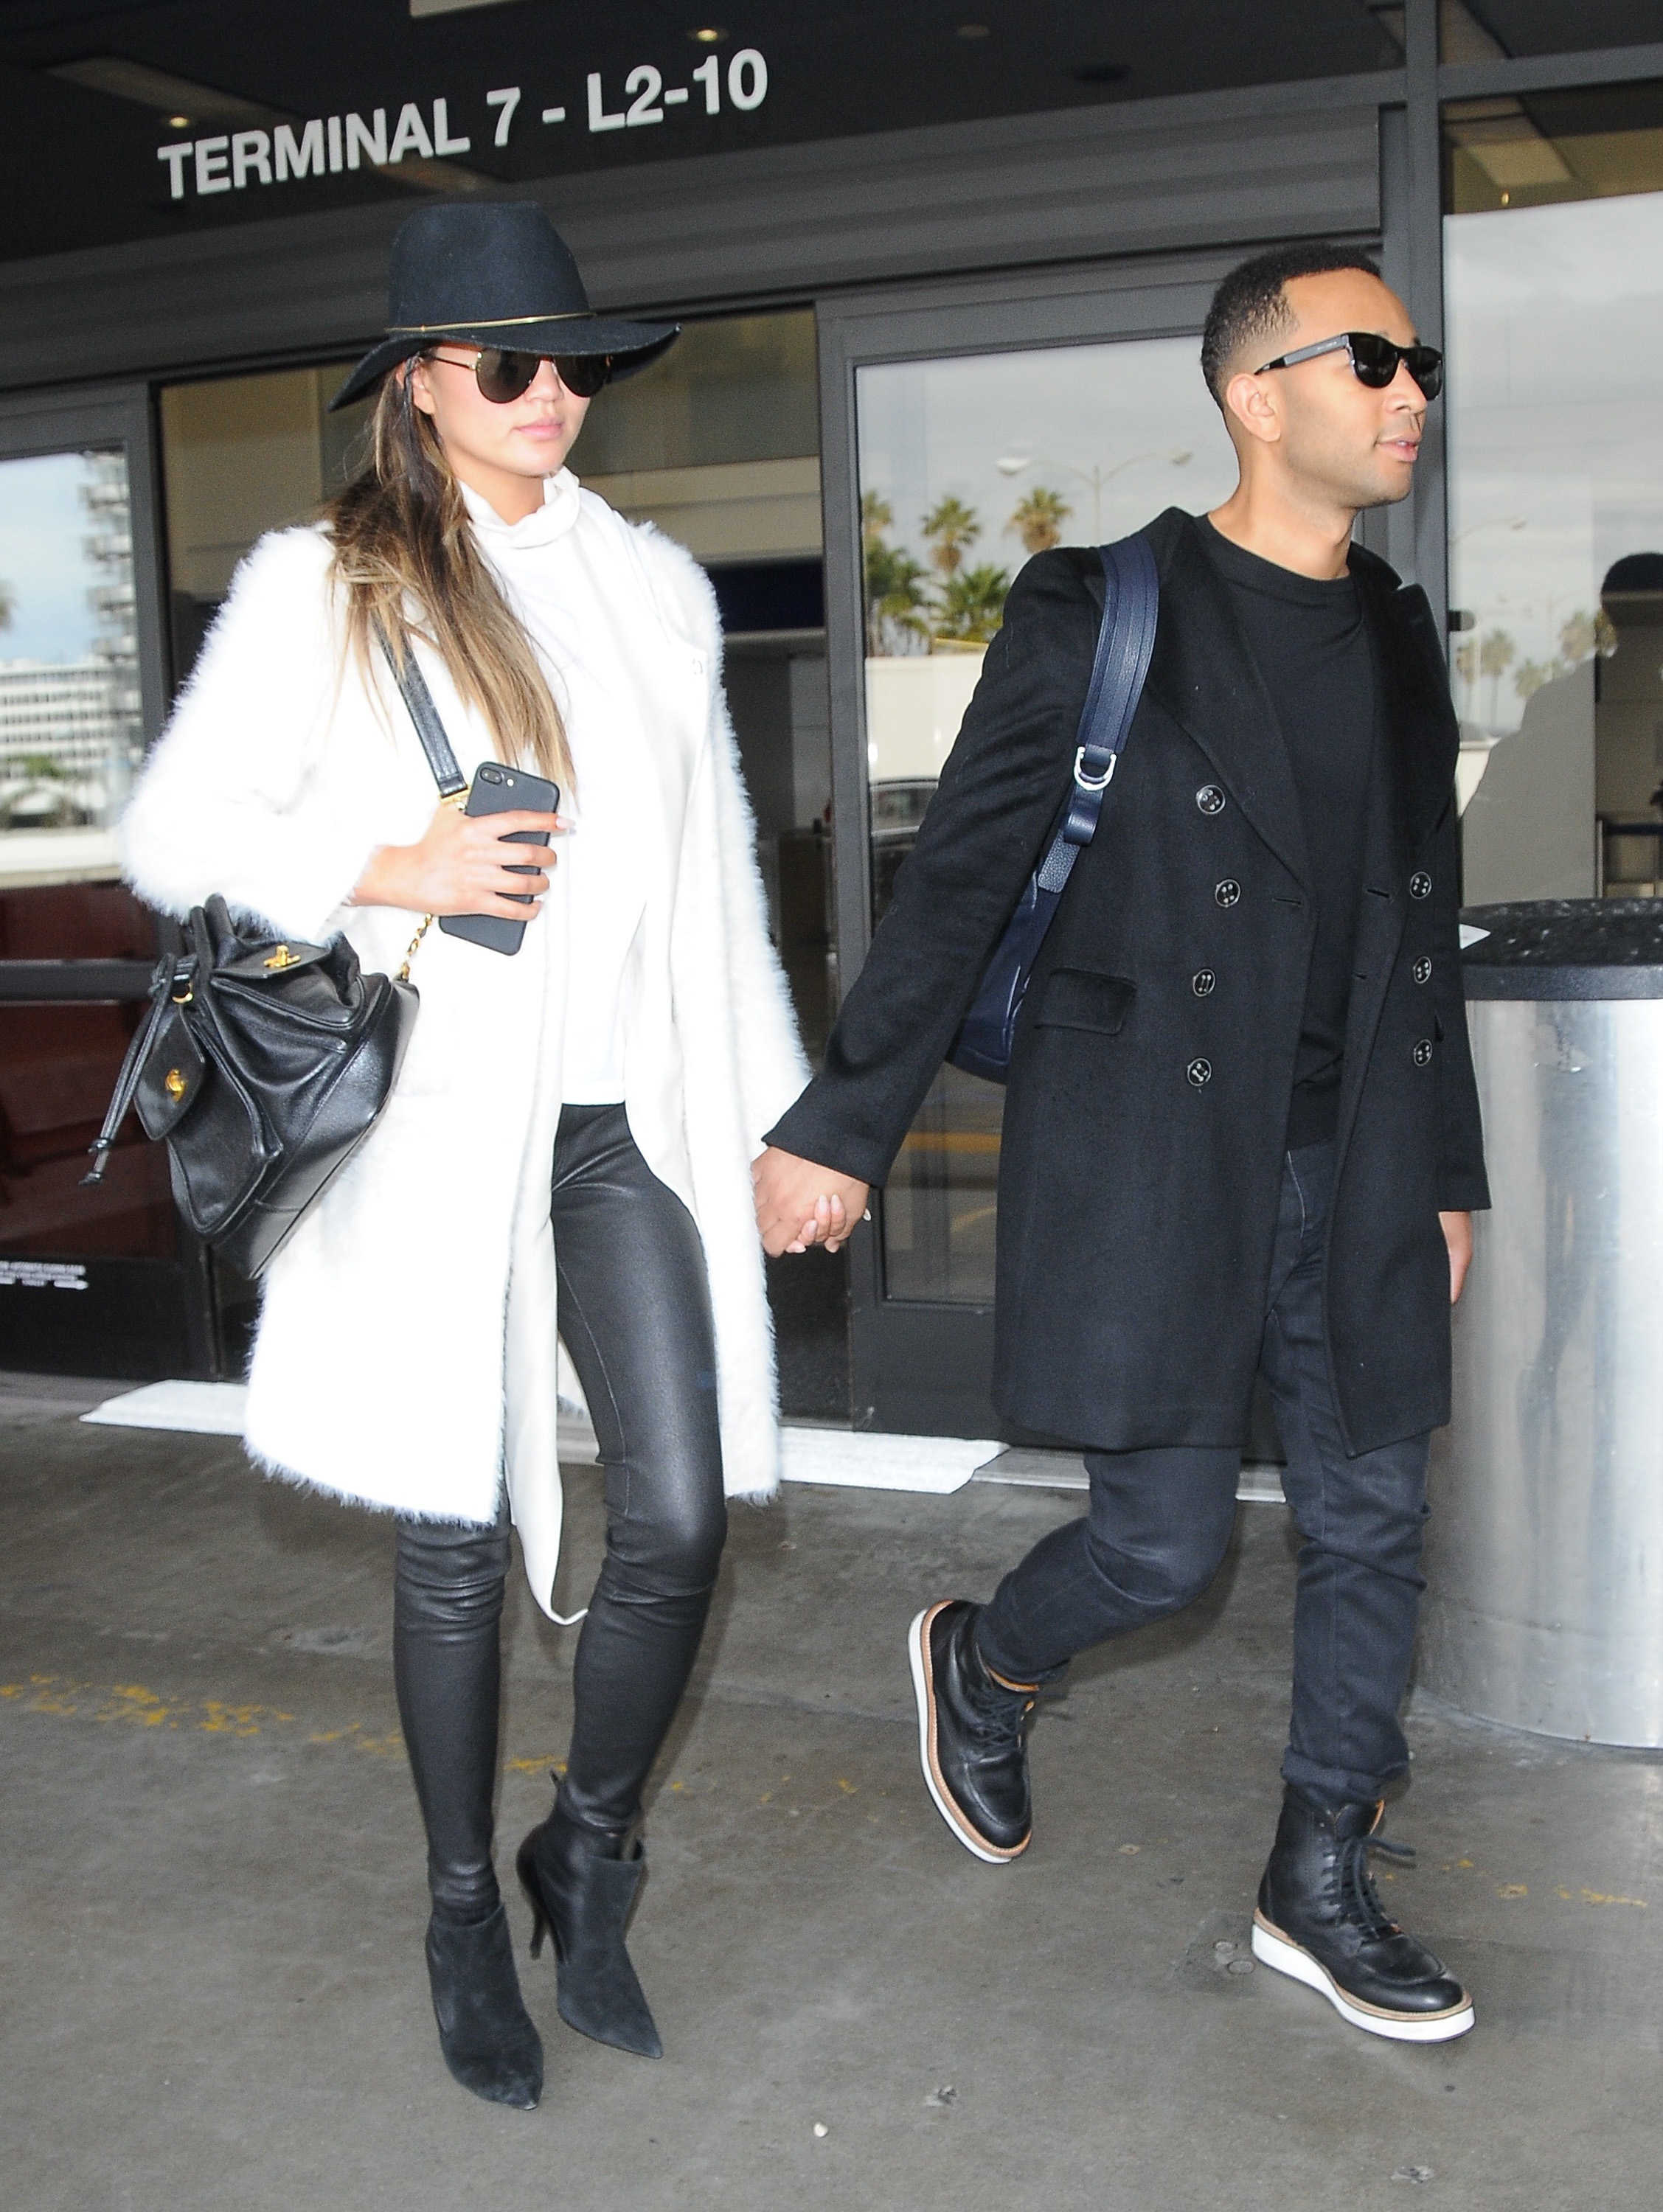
top-left (156, 49), bottom-right (769, 204)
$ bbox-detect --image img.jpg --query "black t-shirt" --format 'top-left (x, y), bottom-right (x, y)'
top-left (1198, 520), bottom-right (1378, 1148)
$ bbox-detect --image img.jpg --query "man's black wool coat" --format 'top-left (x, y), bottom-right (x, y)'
top-left (768, 506), bottom-right (1490, 1455)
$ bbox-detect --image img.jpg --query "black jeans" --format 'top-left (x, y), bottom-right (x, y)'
top-left (975, 1140), bottom-right (1431, 1807)
top-left (393, 1104), bottom-right (726, 1921)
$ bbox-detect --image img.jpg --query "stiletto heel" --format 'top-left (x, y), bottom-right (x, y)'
top-left (517, 1797), bottom-right (663, 2059)
top-left (524, 1885), bottom-right (552, 1961)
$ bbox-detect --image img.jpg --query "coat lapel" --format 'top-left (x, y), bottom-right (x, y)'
top-left (1142, 512), bottom-right (1310, 890)
top-left (1353, 553), bottom-right (1459, 870)
top-left (1333, 556), bottom-right (1460, 1161)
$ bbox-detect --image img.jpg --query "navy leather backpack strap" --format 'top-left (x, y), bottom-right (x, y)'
top-left (947, 530), bottom-right (1159, 1085)
top-left (1036, 532), bottom-right (1160, 894)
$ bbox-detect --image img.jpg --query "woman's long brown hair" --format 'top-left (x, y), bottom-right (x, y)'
top-left (324, 364), bottom-right (574, 792)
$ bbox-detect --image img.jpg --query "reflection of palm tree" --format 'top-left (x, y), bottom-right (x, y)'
top-left (1007, 487), bottom-right (1072, 554)
top-left (923, 496), bottom-right (980, 578)
top-left (0, 578), bottom-right (13, 627)
top-left (934, 562), bottom-right (1011, 644)
top-left (864, 538), bottom-right (931, 655)
top-left (861, 491), bottom-right (893, 549)
top-left (1479, 629), bottom-right (1516, 726)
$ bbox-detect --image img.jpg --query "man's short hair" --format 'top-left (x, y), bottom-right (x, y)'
top-left (1200, 244), bottom-right (1384, 407)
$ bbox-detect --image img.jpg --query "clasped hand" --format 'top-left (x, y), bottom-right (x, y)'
top-left (753, 1145), bottom-right (870, 1257)
top-left (351, 798), bottom-right (571, 919)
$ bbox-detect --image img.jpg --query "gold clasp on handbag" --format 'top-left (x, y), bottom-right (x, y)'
top-left (263, 943), bottom-right (298, 970)
top-left (164, 1067), bottom-right (188, 1102)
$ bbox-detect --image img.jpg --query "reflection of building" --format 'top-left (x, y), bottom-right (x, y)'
top-left (0, 453), bottom-right (142, 832)
top-left (865, 652), bottom-right (985, 782)
top-left (79, 450), bottom-right (143, 816)
top-left (0, 660), bottom-right (123, 824)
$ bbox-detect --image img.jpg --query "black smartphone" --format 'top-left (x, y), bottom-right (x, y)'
top-left (439, 762), bottom-right (560, 956)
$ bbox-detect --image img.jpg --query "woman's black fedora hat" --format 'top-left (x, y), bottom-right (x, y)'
top-left (329, 201), bottom-right (678, 411)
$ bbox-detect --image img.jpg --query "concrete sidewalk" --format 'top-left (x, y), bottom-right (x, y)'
top-left (1, 1369), bottom-right (1659, 2211)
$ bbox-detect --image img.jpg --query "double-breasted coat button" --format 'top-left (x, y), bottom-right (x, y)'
top-left (1196, 785), bottom-right (1226, 815)
top-left (1214, 879), bottom-right (1241, 908)
top-left (1409, 871), bottom-right (1432, 900)
top-left (1187, 1057), bottom-right (1212, 1088)
top-left (1413, 955), bottom-right (1433, 984)
top-left (1412, 1037), bottom-right (1434, 1067)
top-left (1192, 968), bottom-right (1216, 997)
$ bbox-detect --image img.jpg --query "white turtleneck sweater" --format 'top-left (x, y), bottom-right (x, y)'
top-left (461, 470), bottom-right (650, 1105)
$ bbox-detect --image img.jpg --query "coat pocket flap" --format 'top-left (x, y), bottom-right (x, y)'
top-left (135, 1004), bottom-right (209, 1140)
top-left (1033, 969), bottom-right (1135, 1035)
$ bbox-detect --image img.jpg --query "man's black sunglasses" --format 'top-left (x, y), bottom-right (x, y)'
top-left (1254, 330), bottom-right (1442, 400)
top-left (426, 347), bottom-right (613, 403)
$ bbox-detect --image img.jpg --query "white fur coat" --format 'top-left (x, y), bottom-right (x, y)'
top-left (119, 489), bottom-right (808, 1615)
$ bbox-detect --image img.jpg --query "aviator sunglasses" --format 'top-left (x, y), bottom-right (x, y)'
top-left (1254, 330), bottom-right (1443, 400)
top-left (424, 345), bottom-right (614, 403)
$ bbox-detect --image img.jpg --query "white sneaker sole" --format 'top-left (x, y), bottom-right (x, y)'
top-left (907, 1604), bottom-right (1028, 1865)
top-left (1251, 1913), bottom-right (1475, 2042)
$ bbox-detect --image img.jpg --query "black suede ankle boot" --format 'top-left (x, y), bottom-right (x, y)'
top-left (516, 1792), bottom-right (662, 2059)
top-left (1252, 1789), bottom-right (1474, 2042)
top-left (424, 1903), bottom-right (544, 2109)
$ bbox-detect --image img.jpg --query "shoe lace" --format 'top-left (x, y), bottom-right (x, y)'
top-left (965, 1687), bottom-right (1036, 1747)
top-left (1336, 1827), bottom-right (1414, 1941)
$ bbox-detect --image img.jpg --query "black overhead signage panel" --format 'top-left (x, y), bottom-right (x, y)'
top-left (0, 0), bottom-right (1403, 264)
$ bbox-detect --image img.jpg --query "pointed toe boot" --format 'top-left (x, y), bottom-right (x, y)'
top-left (425, 1903), bottom-right (544, 2110)
top-left (517, 1798), bottom-right (663, 2059)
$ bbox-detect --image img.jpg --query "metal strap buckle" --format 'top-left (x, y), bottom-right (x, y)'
top-left (1074, 746), bottom-right (1117, 792)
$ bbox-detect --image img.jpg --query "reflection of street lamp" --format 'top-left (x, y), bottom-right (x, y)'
top-left (1453, 515), bottom-right (1526, 540)
top-left (1451, 514), bottom-right (1527, 549)
top-left (997, 448), bottom-right (1192, 537)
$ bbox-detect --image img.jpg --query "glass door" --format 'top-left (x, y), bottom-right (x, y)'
top-left (0, 386), bottom-right (193, 1376)
top-left (1442, 81), bottom-right (1663, 902)
top-left (817, 268), bottom-right (1253, 1433)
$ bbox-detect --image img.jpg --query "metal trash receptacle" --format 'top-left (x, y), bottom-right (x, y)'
top-left (1421, 899), bottom-right (1663, 1747)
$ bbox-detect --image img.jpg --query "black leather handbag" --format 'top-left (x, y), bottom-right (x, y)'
top-left (948, 531), bottom-right (1159, 1085)
top-left (83, 639), bottom-right (468, 1279)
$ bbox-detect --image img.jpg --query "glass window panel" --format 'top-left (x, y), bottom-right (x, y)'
top-left (1444, 94), bottom-right (1663, 902)
top-left (1442, 3), bottom-right (1663, 63)
top-left (0, 448), bottom-right (144, 891)
top-left (855, 338), bottom-right (1237, 1303)
top-left (159, 364), bottom-right (369, 683)
top-left (1445, 79), bottom-right (1663, 215)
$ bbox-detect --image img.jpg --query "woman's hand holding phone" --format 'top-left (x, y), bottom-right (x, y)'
top-left (352, 799), bottom-right (569, 919)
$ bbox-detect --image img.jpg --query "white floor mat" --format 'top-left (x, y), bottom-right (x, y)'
top-left (778, 1428), bottom-right (997, 1495)
top-left (81, 1379), bottom-right (248, 1436)
top-left (78, 1383), bottom-right (995, 1498)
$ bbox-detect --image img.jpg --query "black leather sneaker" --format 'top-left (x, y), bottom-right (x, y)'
top-left (1251, 1790), bottom-right (1475, 2042)
top-left (908, 1599), bottom-right (1038, 1863)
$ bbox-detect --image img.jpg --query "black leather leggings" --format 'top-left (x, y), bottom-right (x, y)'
top-left (393, 1104), bottom-right (727, 1921)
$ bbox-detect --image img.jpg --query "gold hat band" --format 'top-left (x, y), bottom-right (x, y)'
top-left (387, 310), bottom-right (597, 334)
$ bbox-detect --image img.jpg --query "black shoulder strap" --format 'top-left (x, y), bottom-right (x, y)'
top-left (1034, 531), bottom-right (1160, 894)
top-left (376, 627), bottom-right (468, 801)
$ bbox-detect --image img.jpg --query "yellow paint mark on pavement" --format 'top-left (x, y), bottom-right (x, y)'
top-left (3, 1668), bottom-right (562, 1778)
top-left (1497, 1884), bottom-right (1527, 1898)
top-left (1556, 1886), bottom-right (1647, 1908)
top-left (202, 1700), bottom-right (291, 1736)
